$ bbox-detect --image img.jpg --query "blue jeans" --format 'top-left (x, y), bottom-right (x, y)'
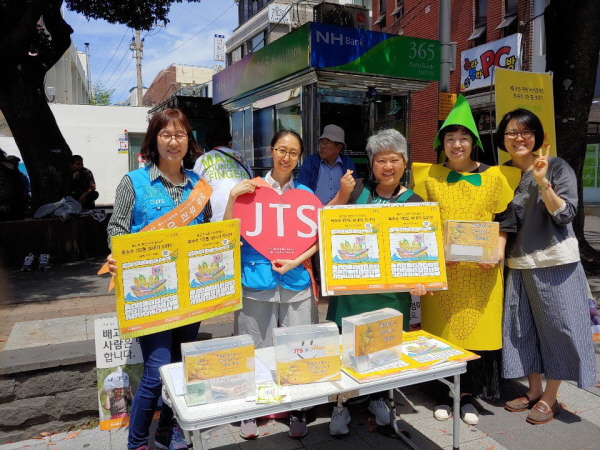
top-left (127, 322), bottom-right (200, 449)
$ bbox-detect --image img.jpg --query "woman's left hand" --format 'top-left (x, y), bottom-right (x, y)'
top-left (533, 144), bottom-right (550, 183)
top-left (271, 259), bottom-right (298, 275)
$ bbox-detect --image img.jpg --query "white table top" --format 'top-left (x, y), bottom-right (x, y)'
top-left (160, 346), bottom-right (466, 431)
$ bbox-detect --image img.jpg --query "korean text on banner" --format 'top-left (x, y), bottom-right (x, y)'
top-left (319, 203), bottom-right (448, 296)
top-left (112, 220), bottom-right (242, 339)
top-left (495, 68), bottom-right (556, 162)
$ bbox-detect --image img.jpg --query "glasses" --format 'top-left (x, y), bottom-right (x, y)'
top-left (505, 131), bottom-right (533, 140)
top-left (158, 132), bottom-right (188, 143)
top-left (273, 147), bottom-right (300, 160)
top-left (319, 139), bottom-right (335, 147)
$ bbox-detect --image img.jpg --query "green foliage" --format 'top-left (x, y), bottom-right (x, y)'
top-left (90, 82), bottom-right (115, 105)
top-left (66, 0), bottom-right (203, 31)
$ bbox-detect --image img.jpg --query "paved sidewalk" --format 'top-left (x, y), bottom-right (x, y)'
top-left (2, 217), bottom-right (600, 449)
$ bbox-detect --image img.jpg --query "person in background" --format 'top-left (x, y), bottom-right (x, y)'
top-left (107, 109), bottom-right (209, 450)
top-left (327, 128), bottom-right (428, 435)
top-left (223, 129), bottom-right (318, 440)
top-left (498, 108), bottom-right (596, 424)
top-left (193, 127), bottom-right (252, 221)
top-left (297, 124), bottom-right (357, 205)
top-left (69, 155), bottom-right (99, 209)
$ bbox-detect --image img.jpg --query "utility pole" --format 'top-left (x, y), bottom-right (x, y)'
top-left (130, 30), bottom-right (144, 106)
top-left (439, 0), bottom-right (451, 94)
top-left (84, 43), bottom-right (92, 103)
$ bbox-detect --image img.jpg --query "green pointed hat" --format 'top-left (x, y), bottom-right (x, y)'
top-left (433, 94), bottom-right (483, 151)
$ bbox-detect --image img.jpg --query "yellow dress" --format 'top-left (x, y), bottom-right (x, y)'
top-left (412, 163), bottom-right (520, 351)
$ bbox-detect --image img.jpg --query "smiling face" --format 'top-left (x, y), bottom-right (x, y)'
top-left (503, 119), bottom-right (536, 158)
top-left (156, 122), bottom-right (188, 166)
top-left (371, 150), bottom-right (406, 188)
top-left (443, 127), bottom-right (473, 165)
top-left (270, 133), bottom-right (302, 176)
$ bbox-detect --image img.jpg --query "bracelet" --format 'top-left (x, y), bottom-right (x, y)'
top-left (537, 182), bottom-right (551, 191)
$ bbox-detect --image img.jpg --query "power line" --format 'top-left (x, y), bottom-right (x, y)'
top-left (95, 27), bottom-right (129, 82)
top-left (146, 1), bottom-right (236, 63)
top-left (102, 32), bottom-right (135, 86)
top-left (91, 24), bottom-right (118, 70)
top-left (106, 58), bottom-right (134, 91)
top-left (116, 73), bottom-right (137, 102)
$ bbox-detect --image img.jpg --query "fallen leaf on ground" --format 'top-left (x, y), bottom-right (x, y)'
top-left (508, 434), bottom-right (516, 438)
top-left (439, 429), bottom-right (448, 433)
top-left (486, 446), bottom-right (495, 450)
top-left (61, 431), bottom-right (80, 440)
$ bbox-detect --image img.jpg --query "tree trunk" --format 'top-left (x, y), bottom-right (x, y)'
top-left (0, 0), bottom-right (74, 212)
top-left (545, 0), bottom-right (600, 272)
top-left (0, 63), bottom-right (72, 210)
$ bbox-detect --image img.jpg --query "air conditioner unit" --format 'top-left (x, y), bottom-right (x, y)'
top-left (313, 2), bottom-right (371, 31)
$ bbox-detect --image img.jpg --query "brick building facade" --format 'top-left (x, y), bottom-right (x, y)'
top-left (371, 0), bottom-right (538, 163)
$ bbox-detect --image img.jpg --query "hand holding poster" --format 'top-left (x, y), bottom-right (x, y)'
top-left (111, 220), bottom-right (242, 339)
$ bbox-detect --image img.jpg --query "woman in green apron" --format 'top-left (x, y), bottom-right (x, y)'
top-left (325, 128), bottom-right (427, 435)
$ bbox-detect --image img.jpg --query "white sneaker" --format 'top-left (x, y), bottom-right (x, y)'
top-left (368, 398), bottom-right (391, 426)
top-left (329, 406), bottom-right (351, 435)
top-left (433, 404), bottom-right (452, 421)
top-left (460, 403), bottom-right (479, 425)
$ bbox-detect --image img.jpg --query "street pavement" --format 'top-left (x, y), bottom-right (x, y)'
top-left (2, 217), bottom-right (600, 449)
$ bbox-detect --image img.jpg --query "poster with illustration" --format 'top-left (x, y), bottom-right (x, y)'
top-left (112, 220), bottom-right (242, 339)
top-left (94, 317), bottom-right (153, 430)
top-left (319, 203), bottom-right (447, 296)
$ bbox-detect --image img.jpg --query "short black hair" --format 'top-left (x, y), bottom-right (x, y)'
top-left (496, 108), bottom-right (545, 152)
top-left (437, 125), bottom-right (479, 150)
top-left (205, 127), bottom-right (232, 150)
top-left (71, 155), bottom-right (83, 164)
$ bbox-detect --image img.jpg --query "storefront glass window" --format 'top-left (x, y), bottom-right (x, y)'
top-left (276, 103), bottom-right (301, 134)
top-left (243, 108), bottom-right (254, 163)
top-left (584, 144), bottom-right (599, 188)
top-left (231, 111), bottom-right (244, 153)
top-left (253, 107), bottom-right (275, 169)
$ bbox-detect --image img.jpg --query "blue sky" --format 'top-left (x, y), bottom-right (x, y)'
top-left (64, 0), bottom-right (239, 103)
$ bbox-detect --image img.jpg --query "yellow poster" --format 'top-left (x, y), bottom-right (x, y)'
top-left (319, 203), bottom-right (447, 295)
top-left (354, 316), bottom-right (403, 357)
top-left (112, 220), bottom-right (242, 339)
top-left (342, 330), bottom-right (479, 383)
top-left (185, 345), bottom-right (254, 382)
top-left (495, 68), bottom-right (556, 163)
top-left (444, 220), bottom-right (499, 263)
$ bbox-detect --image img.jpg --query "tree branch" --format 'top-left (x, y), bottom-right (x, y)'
top-left (0, 0), bottom-right (47, 62)
top-left (40, 0), bottom-right (73, 69)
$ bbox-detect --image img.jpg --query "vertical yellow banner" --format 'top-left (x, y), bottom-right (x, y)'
top-left (495, 68), bottom-right (556, 163)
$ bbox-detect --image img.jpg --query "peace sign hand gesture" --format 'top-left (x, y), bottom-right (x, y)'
top-left (533, 144), bottom-right (551, 183)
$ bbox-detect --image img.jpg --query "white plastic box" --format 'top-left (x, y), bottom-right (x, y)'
top-left (182, 335), bottom-right (255, 406)
top-left (342, 308), bottom-right (404, 373)
top-left (273, 323), bottom-right (341, 385)
top-left (444, 220), bottom-right (499, 263)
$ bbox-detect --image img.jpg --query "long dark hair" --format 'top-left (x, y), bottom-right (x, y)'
top-left (496, 108), bottom-right (545, 152)
top-left (140, 109), bottom-right (202, 165)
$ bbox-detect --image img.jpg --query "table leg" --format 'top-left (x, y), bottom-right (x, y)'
top-left (190, 429), bottom-right (204, 450)
top-left (387, 389), bottom-right (421, 450)
top-left (452, 374), bottom-right (461, 450)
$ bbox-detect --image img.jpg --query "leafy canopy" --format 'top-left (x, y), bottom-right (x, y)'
top-left (66, 0), bottom-right (203, 31)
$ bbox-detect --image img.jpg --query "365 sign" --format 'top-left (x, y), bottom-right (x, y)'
top-left (232, 184), bottom-right (323, 260)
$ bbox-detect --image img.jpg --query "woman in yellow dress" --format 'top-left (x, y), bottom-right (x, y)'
top-left (412, 95), bottom-right (520, 424)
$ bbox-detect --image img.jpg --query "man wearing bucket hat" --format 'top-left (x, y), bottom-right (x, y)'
top-left (297, 124), bottom-right (357, 205)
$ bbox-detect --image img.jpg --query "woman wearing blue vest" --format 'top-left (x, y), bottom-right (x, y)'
top-left (107, 109), bottom-right (208, 450)
top-left (223, 129), bottom-right (318, 440)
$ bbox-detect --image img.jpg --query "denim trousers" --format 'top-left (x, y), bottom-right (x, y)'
top-left (127, 322), bottom-right (201, 449)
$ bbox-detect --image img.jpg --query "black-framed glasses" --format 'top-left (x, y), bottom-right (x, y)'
top-left (273, 147), bottom-right (300, 160)
top-left (158, 132), bottom-right (188, 143)
top-left (505, 131), bottom-right (533, 140)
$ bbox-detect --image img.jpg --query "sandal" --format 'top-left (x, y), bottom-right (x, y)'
top-left (504, 393), bottom-right (541, 412)
top-left (526, 400), bottom-right (560, 425)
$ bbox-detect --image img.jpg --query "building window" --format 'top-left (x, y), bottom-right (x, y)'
top-left (497, 0), bottom-right (518, 36)
top-left (469, 0), bottom-right (487, 46)
top-left (250, 32), bottom-right (265, 52)
top-left (505, 0), bottom-right (518, 16)
top-left (392, 0), bottom-right (404, 19)
top-left (380, 0), bottom-right (387, 14)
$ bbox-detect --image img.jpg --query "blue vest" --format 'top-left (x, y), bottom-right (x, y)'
top-left (241, 183), bottom-right (313, 291)
top-left (128, 166), bottom-right (204, 233)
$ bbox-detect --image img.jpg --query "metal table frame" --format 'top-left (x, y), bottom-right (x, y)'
top-left (160, 347), bottom-right (465, 450)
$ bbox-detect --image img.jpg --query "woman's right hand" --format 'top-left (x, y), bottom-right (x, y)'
top-left (229, 179), bottom-right (258, 201)
top-left (107, 254), bottom-right (118, 277)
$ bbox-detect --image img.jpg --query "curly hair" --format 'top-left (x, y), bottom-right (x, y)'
top-left (140, 109), bottom-right (201, 165)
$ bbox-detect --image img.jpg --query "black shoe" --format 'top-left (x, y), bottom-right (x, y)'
top-left (21, 253), bottom-right (35, 271)
top-left (39, 253), bottom-right (52, 270)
